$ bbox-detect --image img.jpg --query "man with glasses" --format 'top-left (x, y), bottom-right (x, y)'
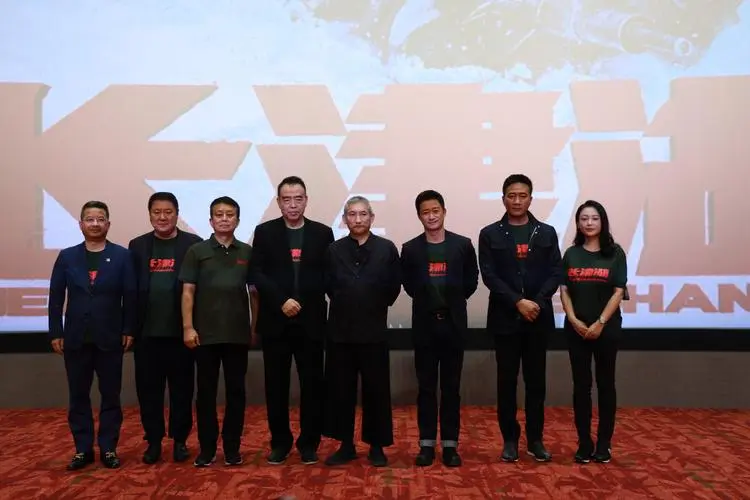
top-left (48, 201), bottom-right (137, 470)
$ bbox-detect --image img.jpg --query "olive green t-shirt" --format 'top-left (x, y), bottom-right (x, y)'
top-left (179, 235), bottom-right (253, 345)
top-left (563, 245), bottom-right (627, 324)
top-left (143, 237), bottom-right (180, 338)
top-left (426, 241), bottom-right (447, 311)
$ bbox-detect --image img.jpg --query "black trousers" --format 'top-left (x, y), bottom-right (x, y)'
top-left (134, 337), bottom-right (195, 444)
top-left (194, 343), bottom-right (248, 454)
top-left (324, 341), bottom-right (393, 447)
top-left (414, 316), bottom-right (464, 447)
top-left (566, 318), bottom-right (621, 447)
top-left (261, 324), bottom-right (325, 452)
top-left (494, 323), bottom-right (549, 444)
top-left (64, 343), bottom-right (124, 453)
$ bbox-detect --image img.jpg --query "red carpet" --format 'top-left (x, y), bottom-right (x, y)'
top-left (0, 406), bottom-right (748, 499)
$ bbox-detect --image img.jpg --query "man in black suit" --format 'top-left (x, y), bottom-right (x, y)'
top-left (128, 192), bottom-right (202, 464)
top-left (48, 200), bottom-right (137, 471)
top-left (250, 176), bottom-right (334, 465)
top-left (478, 174), bottom-right (563, 463)
top-left (401, 190), bottom-right (478, 467)
top-left (323, 196), bottom-right (401, 468)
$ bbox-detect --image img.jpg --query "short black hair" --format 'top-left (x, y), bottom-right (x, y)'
top-left (414, 190), bottom-right (445, 213)
top-left (277, 176), bottom-right (307, 197)
top-left (502, 174), bottom-right (533, 195)
top-left (148, 192), bottom-right (179, 212)
top-left (80, 200), bottom-right (109, 220)
top-left (210, 196), bottom-right (240, 218)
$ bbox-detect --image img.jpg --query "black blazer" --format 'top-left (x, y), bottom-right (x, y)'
top-left (400, 231), bottom-right (479, 344)
top-left (48, 241), bottom-right (137, 351)
top-left (250, 217), bottom-right (334, 341)
top-left (127, 229), bottom-right (203, 339)
top-left (478, 212), bottom-right (563, 335)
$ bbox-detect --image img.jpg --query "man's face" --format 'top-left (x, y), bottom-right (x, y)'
top-left (418, 199), bottom-right (446, 232)
top-left (344, 202), bottom-right (373, 236)
top-left (277, 183), bottom-right (307, 224)
top-left (79, 208), bottom-right (110, 240)
top-left (149, 200), bottom-right (178, 237)
top-left (209, 203), bottom-right (239, 234)
top-left (502, 182), bottom-right (532, 218)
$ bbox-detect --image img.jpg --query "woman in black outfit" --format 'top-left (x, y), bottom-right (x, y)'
top-left (560, 200), bottom-right (627, 464)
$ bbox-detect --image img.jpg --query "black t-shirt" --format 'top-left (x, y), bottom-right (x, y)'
top-left (426, 241), bottom-right (448, 311)
top-left (509, 222), bottom-right (531, 273)
top-left (84, 249), bottom-right (102, 343)
top-left (563, 245), bottom-right (628, 324)
top-left (143, 237), bottom-right (180, 338)
top-left (287, 226), bottom-right (304, 300)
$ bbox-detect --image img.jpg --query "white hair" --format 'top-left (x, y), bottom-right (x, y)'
top-left (343, 195), bottom-right (373, 215)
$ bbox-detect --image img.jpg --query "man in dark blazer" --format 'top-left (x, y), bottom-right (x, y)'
top-left (323, 196), bottom-right (401, 468)
top-left (401, 190), bottom-right (478, 468)
top-left (478, 174), bottom-right (563, 463)
top-left (128, 192), bottom-right (202, 465)
top-left (48, 200), bottom-right (137, 471)
top-left (250, 176), bottom-right (334, 466)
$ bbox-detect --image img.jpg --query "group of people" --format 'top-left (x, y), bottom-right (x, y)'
top-left (48, 173), bottom-right (628, 472)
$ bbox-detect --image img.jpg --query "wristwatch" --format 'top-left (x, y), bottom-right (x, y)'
top-left (598, 316), bottom-right (607, 325)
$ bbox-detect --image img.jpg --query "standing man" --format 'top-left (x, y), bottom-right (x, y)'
top-left (401, 190), bottom-right (478, 467)
top-left (129, 192), bottom-right (202, 464)
top-left (323, 196), bottom-right (401, 468)
top-left (250, 176), bottom-right (334, 465)
top-left (179, 196), bottom-right (257, 467)
top-left (478, 174), bottom-right (562, 463)
top-left (48, 201), bottom-right (136, 471)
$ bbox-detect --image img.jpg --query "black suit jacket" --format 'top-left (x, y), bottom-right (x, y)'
top-left (250, 217), bottom-right (334, 341)
top-left (127, 229), bottom-right (203, 339)
top-left (401, 231), bottom-right (479, 345)
top-left (478, 212), bottom-right (563, 335)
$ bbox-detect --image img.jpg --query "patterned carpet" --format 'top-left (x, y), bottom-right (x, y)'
top-left (0, 406), bottom-right (748, 499)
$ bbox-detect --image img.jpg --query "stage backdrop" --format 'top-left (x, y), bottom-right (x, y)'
top-left (1, 0), bottom-right (749, 333)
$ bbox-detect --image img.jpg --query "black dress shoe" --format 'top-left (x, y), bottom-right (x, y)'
top-left (142, 442), bottom-right (161, 464)
top-left (527, 441), bottom-right (552, 462)
top-left (67, 451), bottom-right (95, 471)
top-left (324, 444), bottom-right (357, 466)
top-left (501, 441), bottom-right (519, 462)
top-left (415, 446), bottom-right (435, 466)
top-left (173, 442), bottom-right (190, 463)
top-left (442, 447), bottom-right (462, 467)
top-left (101, 451), bottom-right (121, 469)
top-left (367, 446), bottom-right (388, 467)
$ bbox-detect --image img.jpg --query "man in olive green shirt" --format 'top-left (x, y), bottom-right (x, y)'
top-left (180, 196), bottom-right (257, 467)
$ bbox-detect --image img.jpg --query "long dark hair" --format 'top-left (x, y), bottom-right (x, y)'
top-left (573, 200), bottom-right (617, 257)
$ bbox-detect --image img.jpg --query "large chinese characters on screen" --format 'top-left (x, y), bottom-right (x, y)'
top-left (0, 77), bottom-right (748, 324)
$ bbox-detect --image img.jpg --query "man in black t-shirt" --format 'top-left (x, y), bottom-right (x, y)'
top-left (250, 176), bottom-right (334, 466)
top-left (401, 190), bottom-right (478, 468)
top-left (129, 192), bottom-right (202, 465)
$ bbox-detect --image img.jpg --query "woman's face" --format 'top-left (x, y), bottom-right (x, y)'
top-left (578, 206), bottom-right (602, 238)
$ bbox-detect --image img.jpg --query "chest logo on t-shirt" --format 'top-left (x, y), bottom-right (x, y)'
top-left (88, 270), bottom-right (98, 284)
top-left (516, 243), bottom-right (529, 259)
top-left (150, 258), bottom-right (176, 273)
top-left (428, 262), bottom-right (447, 277)
top-left (290, 248), bottom-right (302, 263)
top-left (568, 267), bottom-right (610, 282)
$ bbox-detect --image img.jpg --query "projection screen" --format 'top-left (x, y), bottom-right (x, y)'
top-left (1, 0), bottom-right (749, 332)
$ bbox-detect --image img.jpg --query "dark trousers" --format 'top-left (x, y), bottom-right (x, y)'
top-left (194, 343), bottom-right (248, 454)
top-left (494, 323), bottom-right (549, 444)
top-left (325, 341), bottom-right (393, 447)
top-left (414, 316), bottom-right (464, 447)
top-left (134, 337), bottom-right (195, 444)
top-left (566, 319), bottom-right (620, 447)
top-left (262, 324), bottom-right (325, 452)
top-left (64, 343), bottom-right (124, 453)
